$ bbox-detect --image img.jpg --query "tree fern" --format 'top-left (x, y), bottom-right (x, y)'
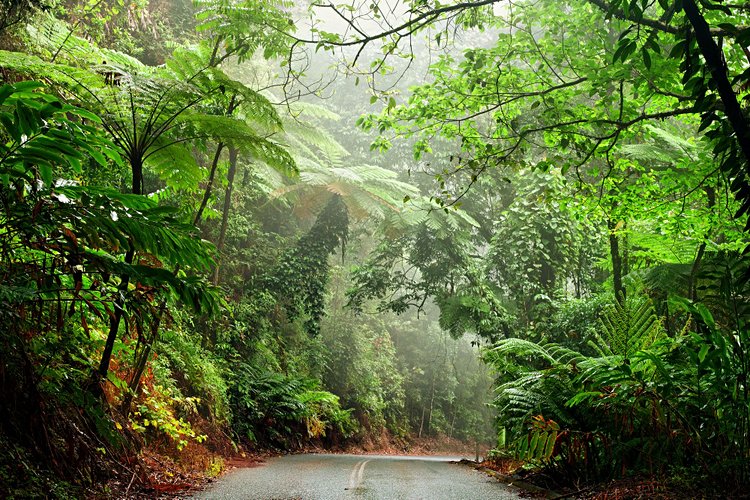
top-left (0, 49), bottom-right (106, 93)
top-left (697, 251), bottom-right (750, 331)
top-left (26, 13), bottom-right (146, 69)
top-left (620, 124), bottom-right (698, 164)
top-left (597, 295), bottom-right (663, 356)
top-left (483, 293), bottom-right (683, 474)
top-left (166, 46), bottom-right (283, 132)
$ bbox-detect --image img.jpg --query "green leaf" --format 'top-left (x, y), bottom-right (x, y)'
top-left (698, 344), bottom-right (710, 363)
top-left (39, 164), bottom-right (53, 186)
top-left (0, 84), bottom-right (15, 106)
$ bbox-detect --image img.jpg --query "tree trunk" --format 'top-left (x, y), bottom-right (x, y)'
top-left (96, 248), bottom-right (134, 382)
top-left (194, 142), bottom-right (225, 226)
top-left (418, 406), bottom-right (426, 439)
top-left (608, 218), bottom-right (625, 304)
top-left (426, 371), bottom-right (436, 436)
top-left (120, 299), bottom-right (167, 416)
top-left (689, 186), bottom-right (716, 301)
top-left (95, 157), bottom-right (143, 388)
top-left (212, 146), bottom-right (239, 286)
top-left (194, 95), bottom-right (236, 226)
top-left (682, 0), bottom-right (750, 165)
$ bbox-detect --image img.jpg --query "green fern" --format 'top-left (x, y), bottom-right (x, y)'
top-left (620, 124), bottom-right (698, 164)
top-left (597, 296), bottom-right (663, 356)
top-left (26, 14), bottom-right (145, 69)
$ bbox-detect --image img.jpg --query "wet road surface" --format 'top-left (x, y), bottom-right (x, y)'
top-left (193, 453), bottom-right (521, 499)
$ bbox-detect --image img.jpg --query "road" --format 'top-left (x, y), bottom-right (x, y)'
top-left (192, 453), bottom-right (521, 499)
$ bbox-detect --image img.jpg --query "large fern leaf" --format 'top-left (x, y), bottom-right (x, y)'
top-left (598, 296), bottom-right (663, 356)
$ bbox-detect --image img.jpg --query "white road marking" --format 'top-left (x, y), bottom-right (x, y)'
top-left (347, 459), bottom-right (371, 490)
top-left (356, 460), bottom-right (370, 487)
top-left (348, 460), bottom-right (363, 489)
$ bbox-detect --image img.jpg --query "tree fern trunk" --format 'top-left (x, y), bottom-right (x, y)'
top-left (95, 157), bottom-right (143, 388)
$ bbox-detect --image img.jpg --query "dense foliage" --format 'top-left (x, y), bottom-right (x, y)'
top-left (302, 0), bottom-right (750, 493)
top-left (2, 0), bottom-right (750, 496)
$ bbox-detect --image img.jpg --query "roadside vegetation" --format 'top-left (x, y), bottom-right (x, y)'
top-left (1, 0), bottom-right (749, 497)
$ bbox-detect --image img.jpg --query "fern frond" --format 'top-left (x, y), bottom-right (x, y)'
top-left (637, 262), bottom-right (692, 295)
top-left (577, 356), bottom-right (631, 386)
top-left (546, 343), bottom-right (587, 365)
top-left (27, 14), bottom-right (145, 69)
top-left (628, 229), bottom-right (697, 265)
top-left (287, 101), bottom-right (341, 121)
top-left (620, 124), bottom-right (698, 164)
top-left (599, 296), bottom-right (663, 355)
top-left (143, 138), bottom-right (203, 191)
top-left (0, 50), bottom-right (105, 94)
top-left (490, 338), bottom-right (556, 364)
top-left (283, 120), bottom-right (349, 162)
top-left (178, 113), bottom-right (296, 177)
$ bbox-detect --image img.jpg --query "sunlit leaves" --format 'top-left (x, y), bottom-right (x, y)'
top-left (194, 0), bottom-right (293, 62)
top-left (0, 82), bottom-right (121, 187)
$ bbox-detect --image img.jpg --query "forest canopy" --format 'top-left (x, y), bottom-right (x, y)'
top-left (1, 0), bottom-right (749, 497)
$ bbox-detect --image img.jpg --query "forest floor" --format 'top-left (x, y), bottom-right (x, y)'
top-left (334, 433), bottom-right (486, 457)
top-left (477, 457), bottom-right (738, 499)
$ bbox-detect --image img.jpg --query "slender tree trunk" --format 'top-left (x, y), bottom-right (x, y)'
top-left (426, 372), bottom-right (436, 436)
top-left (448, 405), bottom-right (457, 439)
top-left (95, 157), bottom-right (143, 389)
top-left (194, 95), bottom-right (237, 226)
top-left (212, 146), bottom-right (239, 285)
top-left (608, 218), bottom-right (625, 304)
top-left (689, 186), bottom-right (716, 301)
top-left (194, 142), bottom-right (225, 226)
top-left (120, 304), bottom-right (165, 416)
top-left (418, 406), bottom-right (426, 439)
top-left (96, 248), bottom-right (134, 381)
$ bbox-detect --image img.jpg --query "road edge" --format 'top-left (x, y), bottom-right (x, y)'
top-left (456, 459), bottom-right (560, 498)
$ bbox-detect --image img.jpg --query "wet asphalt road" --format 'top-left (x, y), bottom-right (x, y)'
top-left (193, 453), bottom-right (521, 499)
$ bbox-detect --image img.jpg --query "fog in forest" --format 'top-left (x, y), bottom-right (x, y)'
top-left (1, 0), bottom-right (750, 497)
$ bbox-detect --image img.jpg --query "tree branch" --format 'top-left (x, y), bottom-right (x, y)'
top-left (682, 0), bottom-right (750, 169)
